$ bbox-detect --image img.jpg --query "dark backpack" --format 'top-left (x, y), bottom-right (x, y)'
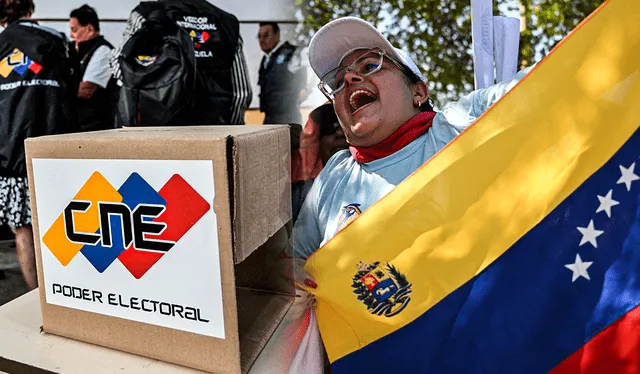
top-left (115, 9), bottom-right (196, 127)
top-left (160, 0), bottom-right (241, 125)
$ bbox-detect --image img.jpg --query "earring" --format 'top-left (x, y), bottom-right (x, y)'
top-left (414, 99), bottom-right (421, 107)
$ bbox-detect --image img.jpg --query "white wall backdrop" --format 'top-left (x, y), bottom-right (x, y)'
top-left (32, 0), bottom-right (325, 109)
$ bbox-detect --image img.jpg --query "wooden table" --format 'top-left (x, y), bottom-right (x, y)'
top-left (0, 290), bottom-right (205, 374)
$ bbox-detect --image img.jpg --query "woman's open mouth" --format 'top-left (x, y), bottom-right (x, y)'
top-left (350, 89), bottom-right (377, 114)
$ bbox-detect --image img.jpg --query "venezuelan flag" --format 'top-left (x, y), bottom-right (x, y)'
top-left (304, 0), bottom-right (640, 372)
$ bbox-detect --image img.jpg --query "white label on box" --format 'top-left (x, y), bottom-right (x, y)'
top-left (32, 159), bottom-right (225, 338)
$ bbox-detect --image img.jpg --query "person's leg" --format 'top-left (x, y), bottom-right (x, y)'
top-left (14, 225), bottom-right (36, 290)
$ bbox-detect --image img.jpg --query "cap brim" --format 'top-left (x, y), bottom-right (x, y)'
top-left (308, 17), bottom-right (402, 80)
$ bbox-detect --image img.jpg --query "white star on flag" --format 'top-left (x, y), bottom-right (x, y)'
top-left (596, 189), bottom-right (620, 218)
top-left (565, 254), bottom-right (593, 282)
top-left (577, 220), bottom-right (604, 248)
top-left (617, 162), bottom-right (639, 191)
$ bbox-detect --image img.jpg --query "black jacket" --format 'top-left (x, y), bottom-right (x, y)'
top-left (0, 21), bottom-right (79, 177)
top-left (163, 0), bottom-right (240, 125)
top-left (76, 36), bottom-right (117, 132)
top-left (259, 41), bottom-right (306, 124)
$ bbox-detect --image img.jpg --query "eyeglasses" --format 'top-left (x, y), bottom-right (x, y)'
top-left (257, 32), bottom-right (276, 40)
top-left (318, 48), bottom-right (408, 101)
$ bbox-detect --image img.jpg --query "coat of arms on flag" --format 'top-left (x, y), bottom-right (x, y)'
top-left (352, 261), bottom-right (412, 317)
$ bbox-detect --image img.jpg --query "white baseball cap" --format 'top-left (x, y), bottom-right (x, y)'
top-left (308, 17), bottom-right (425, 83)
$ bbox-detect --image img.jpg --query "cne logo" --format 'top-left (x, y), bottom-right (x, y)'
top-left (135, 55), bottom-right (158, 66)
top-left (42, 172), bottom-right (210, 279)
top-left (0, 48), bottom-right (43, 78)
top-left (188, 30), bottom-right (210, 49)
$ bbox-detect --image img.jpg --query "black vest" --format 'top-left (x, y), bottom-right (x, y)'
top-left (258, 42), bottom-right (304, 123)
top-left (0, 21), bottom-right (79, 176)
top-left (77, 36), bottom-right (116, 132)
top-left (160, 0), bottom-right (239, 125)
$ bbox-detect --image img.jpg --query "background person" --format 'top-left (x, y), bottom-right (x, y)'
top-left (294, 17), bottom-right (533, 260)
top-left (291, 102), bottom-right (348, 223)
top-left (258, 22), bottom-right (309, 125)
top-left (69, 4), bottom-right (117, 132)
top-left (0, 0), bottom-right (78, 290)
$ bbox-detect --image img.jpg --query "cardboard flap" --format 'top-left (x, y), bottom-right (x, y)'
top-left (232, 126), bottom-right (291, 263)
top-left (236, 289), bottom-right (293, 373)
top-left (234, 223), bottom-right (295, 295)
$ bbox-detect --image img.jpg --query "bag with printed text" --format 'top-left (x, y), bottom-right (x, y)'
top-left (115, 5), bottom-right (196, 127)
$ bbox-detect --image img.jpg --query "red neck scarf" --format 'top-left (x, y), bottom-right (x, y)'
top-left (349, 111), bottom-right (437, 163)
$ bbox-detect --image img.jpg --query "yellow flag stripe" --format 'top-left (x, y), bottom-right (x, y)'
top-left (304, 0), bottom-right (640, 362)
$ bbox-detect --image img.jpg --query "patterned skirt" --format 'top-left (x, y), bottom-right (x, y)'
top-left (0, 176), bottom-right (32, 228)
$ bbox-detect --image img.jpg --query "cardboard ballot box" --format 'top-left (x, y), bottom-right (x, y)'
top-left (24, 126), bottom-right (295, 374)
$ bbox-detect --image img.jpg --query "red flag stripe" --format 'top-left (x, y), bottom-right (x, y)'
top-left (551, 305), bottom-right (640, 373)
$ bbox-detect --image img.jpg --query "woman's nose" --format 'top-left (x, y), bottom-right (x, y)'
top-left (344, 70), bottom-right (364, 85)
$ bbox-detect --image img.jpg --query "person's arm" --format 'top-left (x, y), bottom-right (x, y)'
top-left (78, 82), bottom-right (99, 99)
top-left (79, 45), bottom-right (112, 99)
top-left (229, 36), bottom-right (253, 125)
top-left (292, 178), bottom-right (323, 260)
top-left (438, 65), bottom-right (535, 133)
top-left (427, 64), bottom-right (535, 150)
